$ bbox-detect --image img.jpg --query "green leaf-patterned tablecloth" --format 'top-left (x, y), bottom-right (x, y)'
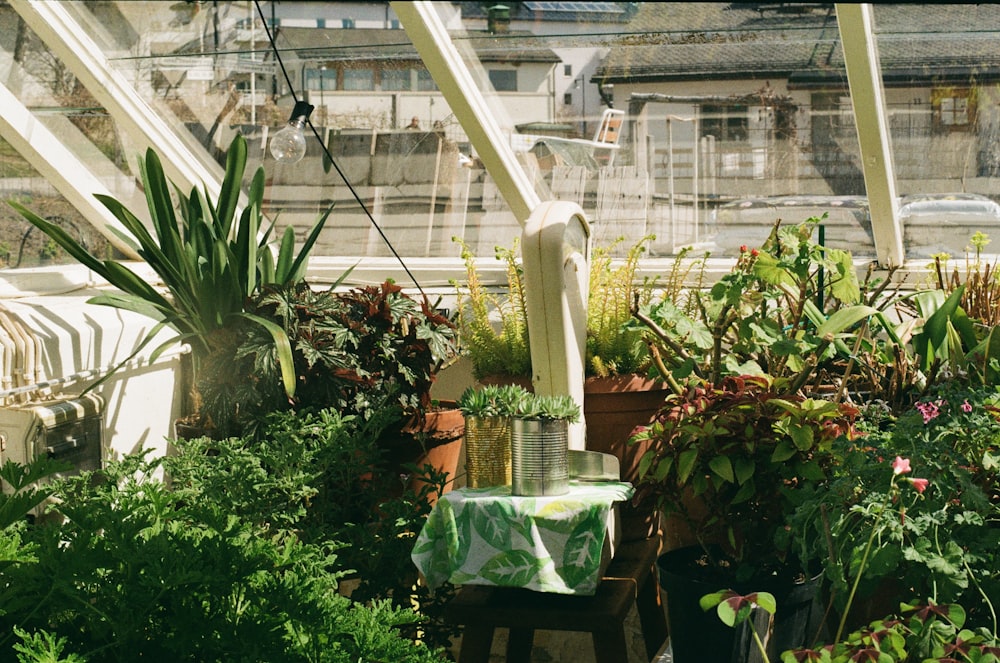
top-left (411, 481), bottom-right (634, 596)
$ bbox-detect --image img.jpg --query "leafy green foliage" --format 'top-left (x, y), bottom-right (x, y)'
top-left (454, 235), bottom-right (662, 380)
top-left (164, 405), bottom-right (459, 651)
top-left (0, 457), bottom-right (70, 530)
top-left (453, 238), bottom-right (532, 380)
top-left (631, 374), bottom-right (858, 578)
top-left (587, 235), bottom-right (657, 377)
top-left (789, 383), bottom-right (1000, 635)
top-left (631, 216), bottom-right (871, 396)
top-left (0, 433), bottom-right (450, 663)
top-left (12, 628), bottom-right (86, 663)
top-left (212, 280), bottom-right (457, 436)
top-left (782, 601), bottom-right (1000, 663)
top-left (9, 134), bottom-right (332, 403)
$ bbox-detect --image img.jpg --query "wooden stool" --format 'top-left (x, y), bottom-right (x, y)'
top-left (444, 535), bottom-right (668, 663)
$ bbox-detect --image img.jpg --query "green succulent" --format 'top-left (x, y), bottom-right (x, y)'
top-left (512, 393), bottom-right (581, 423)
top-left (456, 384), bottom-right (530, 417)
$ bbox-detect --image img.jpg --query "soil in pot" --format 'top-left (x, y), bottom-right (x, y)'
top-left (658, 545), bottom-right (824, 663)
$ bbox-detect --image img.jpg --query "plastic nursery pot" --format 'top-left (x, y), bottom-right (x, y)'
top-left (657, 545), bottom-right (824, 663)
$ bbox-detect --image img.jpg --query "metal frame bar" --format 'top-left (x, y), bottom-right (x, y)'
top-left (837, 3), bottom-right (904, 268)
top-left (10, 0), bottom-right (226, 203)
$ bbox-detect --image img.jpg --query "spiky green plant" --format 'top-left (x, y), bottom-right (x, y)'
top-left (456, 383), bottom-right (529, 418)
top-left (452, 238), bottom-right (531, 380)
top-left (454, 235), bottom-right (667, 380)
top-left (9, 134), bottom-right (332, 401)
top-left (512, 393), bottom-right (581, 423)
top-left (587, 235), bottom-right (658, 377)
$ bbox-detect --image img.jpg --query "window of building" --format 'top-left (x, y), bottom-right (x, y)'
top-left (342, 18), bottom-right (355, 29)
top-left (416, 69), bottom-right (437, 91)
top-left (563, 92), bottom-right (573, 105)
top-left (933, 88), bottom-right (974, 130)
top-left (304, 67), bottom-right (338, 91)
top-left (564, 64), bottom-right (572, 76)
top-left (701, 104), bottom-right (749, 141)
top-left (381, 67), bottom-right (412, 91)
top-left (488, 69), bottom-right (517, 92)
top-left (342, 68), bottom-right (374, 91)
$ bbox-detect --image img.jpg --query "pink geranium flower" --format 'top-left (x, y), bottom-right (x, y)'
top-left (910, 478), bottom-right (929, 494)
top-left (915, 400), bottom-right (941, 424)
top-left (892, 456), bottom-right (911, 475)
top-left (961, 399), bottom-right (973, 413)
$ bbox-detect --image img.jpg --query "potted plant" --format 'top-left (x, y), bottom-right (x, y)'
top-left (8, 134), bottom-right (332, 437)
top-left (453, 235), bottom-right (689, 536)
top-left (228, 279), bottom-right (463, 496)
top-left (510, 392), bottom-right (581, 497)
top-left (634, 375), bottom-right (857, 662)
top-left (456, 383), bottom-right (526, 488)
top-left (627, 219), bottom-right (882, 661)
top-left (777, 449), bottom-right (999, 662)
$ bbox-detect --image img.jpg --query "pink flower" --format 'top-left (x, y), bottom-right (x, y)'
top-left (909, 478), bottom-right (929, 494)
top-left (915, 400), bottom-right (941, 424)
top-left (740, 245), bottom-right (748, 253)
top-left (961, 399), bottom-right (973, 413)
top-left (892, 456), bottom-right (911, 475)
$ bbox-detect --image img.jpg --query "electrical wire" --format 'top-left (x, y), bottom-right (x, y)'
top-left (252, 0), bottom-right (427, 299)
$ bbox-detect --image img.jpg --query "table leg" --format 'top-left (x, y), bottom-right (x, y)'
top-left (507, 627), bottom-right (534, 662)
top-left (459, 624), bottom-right (496, 663)
top-left (592, 626), bottom-right (629, 663)
top-left (637, 571), bottom-right (669, 659)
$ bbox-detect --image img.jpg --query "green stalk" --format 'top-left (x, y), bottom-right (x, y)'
top-left (836, 495), bottom-right (888, 642)
top-left (964, 557), bottom-right (998, 636)
top-left (751, 623), bottom-right (771, 663)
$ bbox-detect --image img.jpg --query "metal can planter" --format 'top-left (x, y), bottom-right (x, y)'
top-left (511, 418), bottom-right (570, 496)
top-left (464, 415), bottom-right (512, 488)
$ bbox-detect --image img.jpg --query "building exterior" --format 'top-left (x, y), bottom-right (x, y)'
top-left (595, 3), bottom-right (1000, 200)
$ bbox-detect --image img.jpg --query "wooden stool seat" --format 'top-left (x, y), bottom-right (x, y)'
top-left (444, 536), bottom-right (668, 663)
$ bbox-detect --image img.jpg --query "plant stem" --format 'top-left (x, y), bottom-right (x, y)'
top-left (964, 557), bottom-right (999, 636)
top-left (751, 619), bottom-right (771, 663)
top-left (836, 503), bottom-right (882, 642)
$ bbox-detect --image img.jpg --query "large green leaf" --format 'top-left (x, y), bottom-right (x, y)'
top-left (480, 549), bottom-right (541, 587)
top-left (824, 247), bottom-right (861, 304)
top-left (913, 285), bottom-right (966, 371)
top-left (814, 305), bottom-right (878, 338)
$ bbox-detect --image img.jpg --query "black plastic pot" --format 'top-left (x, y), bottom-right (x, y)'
top-left (658, 546), bottom-right (824, 663)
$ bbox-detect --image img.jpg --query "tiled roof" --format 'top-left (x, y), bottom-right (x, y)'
top-left (459, 1), bottom-right (636, 23)
top-left (271, 27), bottom-right (560, 64)
top-left (596, 3), bottom-right (1000, 83)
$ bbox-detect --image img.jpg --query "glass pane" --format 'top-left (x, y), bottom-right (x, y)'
top-left (870, 7), bottom-right (1000, 260)
top-left (4, 2), bottom-right (999, 269)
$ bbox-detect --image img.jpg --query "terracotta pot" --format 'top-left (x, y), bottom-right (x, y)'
top-left (583, 375), bottom-right (668, 541)
top-left (398, 404), bottom-right (465, 506)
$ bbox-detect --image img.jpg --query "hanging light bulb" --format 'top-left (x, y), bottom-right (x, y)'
top-left (269, 100), bottom-right (314, 164)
